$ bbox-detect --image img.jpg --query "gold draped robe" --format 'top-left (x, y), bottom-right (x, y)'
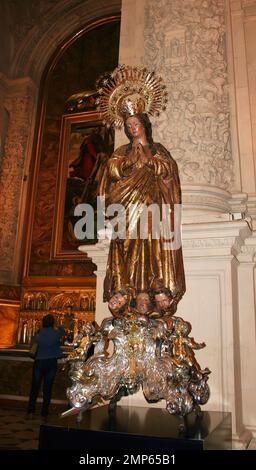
top-left (99, 143), bottom-right (186, 303)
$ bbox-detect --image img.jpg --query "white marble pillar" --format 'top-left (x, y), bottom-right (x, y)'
top-left (79, 239), bottom-right (110, 325)
top-left (229, 0), bottom-right (256, 225)
top-left (180, 220), bottom-right (252, 448)
top-left (237, 234), bottom-right (256, 435)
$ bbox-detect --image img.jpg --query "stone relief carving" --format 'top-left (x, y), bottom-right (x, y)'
top-left (143, 0), bottom-right (233, 190)
top-left (0, 85), bottom-right (34, 271)
top-left (30, 125), bottom-right (60, 265)
top-left (164, 27), bottom-right (187, 66)
top-left (0, 285), bottom-right (21, 300)
top-left (242, 0), bottom-right (256, 10)
top-left (242, 1), bottom-right (256, 15)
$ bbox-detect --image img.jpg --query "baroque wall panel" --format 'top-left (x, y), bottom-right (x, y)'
top-left (0, 78), bottom-right (36, 275)
top-left (143, 0), bottom-right (233, 190)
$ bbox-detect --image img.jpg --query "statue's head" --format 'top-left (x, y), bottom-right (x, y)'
top-left (108, 287), bottom-right (134, 316)
top-left (108, 291), bottom-right (127, 315)
top-left (124, 113), bottom-right (153, 145)
top-left (135, 290), bottom-right (153, 315)
top-left (154, 288), bottom-right (173, 314)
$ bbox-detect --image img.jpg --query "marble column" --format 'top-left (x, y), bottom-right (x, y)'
top-left (237, 234), bottom-right (256, 435)
top-left (229, 0), bottom-right (256, 223)
top-left (79, 239), bottom-right (110, 325)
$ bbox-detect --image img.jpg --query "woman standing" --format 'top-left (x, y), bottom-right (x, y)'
top-left (27, 314), bottom-right (65, 420)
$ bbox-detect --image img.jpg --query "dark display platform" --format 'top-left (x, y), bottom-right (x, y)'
top-left (39, 405), bottom-right (232, 450)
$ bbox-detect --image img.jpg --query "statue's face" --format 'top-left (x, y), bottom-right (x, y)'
top-left (126, 116), bottom-right (145, 140)
top-left (108, 292), bottom-right (126, 312)
top-left (136, 293), bottom-right (150, 314)
top-left (155, 293), bottom-right (171, 312)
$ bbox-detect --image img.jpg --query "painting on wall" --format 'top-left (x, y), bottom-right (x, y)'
top-left (51, 111), bottom-right (114, 260)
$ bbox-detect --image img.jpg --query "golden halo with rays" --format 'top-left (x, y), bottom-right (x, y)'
top-left (95, 65), bottom-right (168, 129)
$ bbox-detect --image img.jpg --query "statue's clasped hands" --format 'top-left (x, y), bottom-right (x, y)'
top-left (132, 143), bottom-right (151, 165)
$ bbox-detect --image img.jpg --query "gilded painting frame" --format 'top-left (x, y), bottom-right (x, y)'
top-left (51, 111), bottom-right (114, 260)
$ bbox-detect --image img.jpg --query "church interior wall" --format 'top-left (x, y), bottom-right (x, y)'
top-left (0, 0), bottom-right (255, 448)
top-left (0, 1), bottom-right (121, 348)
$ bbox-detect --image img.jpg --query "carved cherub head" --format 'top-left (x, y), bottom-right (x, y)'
top-left (154, 288), bottom-right (174, 315)
top-left (108, 289), bottom-right (132, 317)
top-left (135, 290), bottom-right (153, 315)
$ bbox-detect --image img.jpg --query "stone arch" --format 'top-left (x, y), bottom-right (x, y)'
top-left (11, 0), bottom-right (121, 83)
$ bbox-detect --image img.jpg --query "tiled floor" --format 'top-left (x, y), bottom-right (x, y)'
top-left (0, 402), bottom-right (66, 450)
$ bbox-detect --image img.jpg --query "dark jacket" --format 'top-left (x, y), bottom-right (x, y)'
top-left (34, 326), bottom-right (65, 360)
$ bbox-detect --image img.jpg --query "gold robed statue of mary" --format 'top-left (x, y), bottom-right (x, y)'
top-left (62, 66), bottom-right (211, 420)
top-left (97, 65), bottom-right (186, 311)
